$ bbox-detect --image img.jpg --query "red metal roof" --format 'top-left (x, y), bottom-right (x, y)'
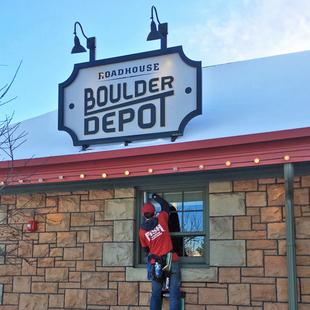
top-left (1, 127), bottom-right (310, 186)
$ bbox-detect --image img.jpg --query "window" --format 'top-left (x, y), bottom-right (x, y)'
top-left (136, 185), bottom-right (209, 267)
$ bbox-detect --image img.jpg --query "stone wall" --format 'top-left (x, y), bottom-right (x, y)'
top-left (0, 177), bottom-right (309, 310)
top-left (207, 178), bottom-right (310, 310)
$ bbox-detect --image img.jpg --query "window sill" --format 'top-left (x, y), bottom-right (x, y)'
top-left (126, 266), bottom-right (217, 282)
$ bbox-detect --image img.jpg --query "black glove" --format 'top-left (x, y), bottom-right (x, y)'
top-left (148, 193), bottom-right (157, 199)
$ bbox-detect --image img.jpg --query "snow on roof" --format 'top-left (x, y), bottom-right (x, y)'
top-left (6, 50), bottom-right (310, 161)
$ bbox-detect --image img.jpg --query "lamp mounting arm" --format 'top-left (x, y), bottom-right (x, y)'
top-left (73, 21), bottom-right (88, 40)
top-left (151, 5), bottom-right (161, 24)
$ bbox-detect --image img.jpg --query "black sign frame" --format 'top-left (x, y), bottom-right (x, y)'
top-left (58, 46), bottom-right (202, 146)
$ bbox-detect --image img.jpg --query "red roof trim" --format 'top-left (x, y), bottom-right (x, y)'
top-left (2, 126), bottom-right (310, 169)
top-left (1, 127), bottom-right (310, 185)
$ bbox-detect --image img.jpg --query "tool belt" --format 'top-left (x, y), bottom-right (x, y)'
top-left (150, 252), bottom-right (173, 288)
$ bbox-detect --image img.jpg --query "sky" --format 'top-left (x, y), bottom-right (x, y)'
top-left (2, 0), bottom-right (310, 123)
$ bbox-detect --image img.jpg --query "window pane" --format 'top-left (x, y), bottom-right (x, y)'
top-left (138, 187), bottom-right (207, 265)
top-left (145, 192), bottom-right (160, 213)
top-left (150, 201), bottom-right (161, 214)
top-left (168, 210), bottom-right (181, 232)
top-left (171, 236), bottom-right (184, 257)
top-left (163, 192), bottom-right (182, 211)
top-left (184, 236), bottom-right (204, 257)
top-left (184, 190), bottom-right (203, 211)
top-left (182, 211), bottom-right (203, 232)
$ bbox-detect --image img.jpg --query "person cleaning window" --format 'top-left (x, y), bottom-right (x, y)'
top-left (139, 193), bottom-right (181, 310)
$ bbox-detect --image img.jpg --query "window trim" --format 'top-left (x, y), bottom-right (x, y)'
top-left (135, 183), bottom-right (210, 268)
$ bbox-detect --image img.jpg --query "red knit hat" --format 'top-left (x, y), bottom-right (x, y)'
top-left (142, 203), bottom-right (155, 215)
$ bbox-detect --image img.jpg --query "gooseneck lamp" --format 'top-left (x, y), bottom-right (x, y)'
top-left (71, 22), bottom-right (96, 62)
top-left (147, 6), bottom-right (168, 50)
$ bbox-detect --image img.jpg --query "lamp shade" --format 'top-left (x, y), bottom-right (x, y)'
top-left (71, 35), bottom-right (87, 54)
top-left (147, 20), bottom-right (164, 41)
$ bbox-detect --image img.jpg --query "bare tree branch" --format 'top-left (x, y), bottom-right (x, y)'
top-left (0, 61), bottom-right (46, 265)
top-left (0, 61), bottom-right (22, 107)
top-left (0, 113), bottom-right (27, 188)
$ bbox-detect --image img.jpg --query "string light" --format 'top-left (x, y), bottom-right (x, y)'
top-left (4, 153), bottom-right (310, 185)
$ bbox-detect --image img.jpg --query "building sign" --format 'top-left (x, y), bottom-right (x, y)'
top-left (58, 46), bottom-right (202, 146)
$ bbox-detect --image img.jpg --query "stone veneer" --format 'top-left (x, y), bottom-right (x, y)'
top-left (0, 177), bottom-right (309, 309)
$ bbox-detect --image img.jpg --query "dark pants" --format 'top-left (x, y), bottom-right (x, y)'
top-left (150, 260), bottom-right (181, 310)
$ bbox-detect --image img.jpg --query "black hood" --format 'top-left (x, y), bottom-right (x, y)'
top-left (141, 217), bottom-right (158, 231)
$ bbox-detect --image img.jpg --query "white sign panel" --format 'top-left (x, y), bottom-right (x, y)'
top-left (59, 46), bottom-right (202, 146)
